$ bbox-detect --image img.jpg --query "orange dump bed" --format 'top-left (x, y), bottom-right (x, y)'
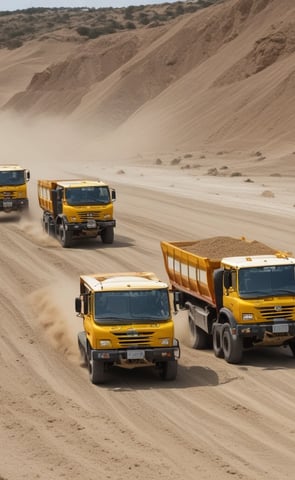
top-left (161, 240), bottom-right (220, 305)
top-left (160, 237), bottom-right (276, 306)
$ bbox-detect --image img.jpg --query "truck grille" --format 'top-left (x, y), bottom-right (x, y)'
top-left (113, 331), bottom-right (154, 347)
top-left (79, 211), bottom-right (103, 221)
top-left (258, 305), bottom-right (295, 321)
top-left (0, 191), bottom-right (17, 199)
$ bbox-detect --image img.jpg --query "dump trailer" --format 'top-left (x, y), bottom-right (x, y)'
top-left (0, 164), bottom-right (30, 214)
top-left (75, 271), bottom-right (180, 384)
top-left (38, 179), bottom-right (116, 247)
top-left (161, 236), bottom-right (295, 363)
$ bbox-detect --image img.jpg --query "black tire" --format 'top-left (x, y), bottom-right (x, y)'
top-left (78, 338), bottom-right (87, 367)
top-left (212, 324), bottom-right (224, 358)
top-left (89, 357), bottom-right (105, 384)
top-left (222, 324), bottom-right (243, 364)
top-left (159, 360), bottom-right (178, 381)
top-left (48, 221), bottom-right (55, 237)
top-left (42, 215), bottom-right (48, 233)
top-left (289, 340), bottom-right (295, 357)
top-left (101, 226), bottom-right (114, 244)
top-left (189, 314), bottom-right (210, 349)
top-left (59, 222), bottom-right (72, 248)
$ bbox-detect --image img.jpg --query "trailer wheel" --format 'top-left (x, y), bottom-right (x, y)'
top-left (159, 360), bottom-right (177, 381)
top-left (59, 222), bottom-right (72, 248)
top-left (101, 226), bottom-right (114, 244)
top-left (222, 324), bottom-right (243, 364)
top-left (89, 358), bottom-right (105, 384)
top-left (212, 324), bottom-right (224, 358)
top-left (189, 314), bottom-right (210, 349)
top-left (289, 340), bottom-right (295, 357)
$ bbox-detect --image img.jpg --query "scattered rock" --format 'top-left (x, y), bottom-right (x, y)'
top-left (261, 190), bottom-right (275, 198)
top-left (170, 157), bottom-right (181, 165)
top-left (207, 167), bottom-right (218, 176)
top-left (230, 172), bottom-right (242, 177)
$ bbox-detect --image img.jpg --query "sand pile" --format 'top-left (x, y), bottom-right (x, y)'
top-left (181, 236), bottom-right (276, 260)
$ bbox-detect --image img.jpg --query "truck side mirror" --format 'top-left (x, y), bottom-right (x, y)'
top-left (26, 170), bottom-right (30, 181)
top-left (75, 296), bottom-right (89, 315)
top-left (75, 297), bottom-right (82, 313)
top-left (224, 270), bottom-right (231, 289)
top-left (56, 189), bottom-right (63, 201)
top-left (173, 291), bottom-right (180, 312)
top-left (111, 189), bottom-right (116, 201)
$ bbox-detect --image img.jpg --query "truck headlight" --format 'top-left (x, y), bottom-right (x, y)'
top-left (103, 214), bottom-right (111, 219)
top-left (99, 340), bottom-right (111, 347)
top-left (160, 338), bottom-right (170, 345)
top-left (242, 313), bottom-right (254, 321)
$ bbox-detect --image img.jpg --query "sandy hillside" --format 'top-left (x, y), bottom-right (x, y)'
top-left (0, 0), bottom-right (295, 479)
top-left (2, 0), bottom-right (295, 161)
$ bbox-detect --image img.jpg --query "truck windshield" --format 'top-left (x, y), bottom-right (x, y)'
top-left (239, 265), bottom-right (295, 298)
top-left (94, 289), bottom-right (170, 325)
top-left (0, 170), bottom-right (25, 186)
top-left (66, 186), bottom-right (110, 205)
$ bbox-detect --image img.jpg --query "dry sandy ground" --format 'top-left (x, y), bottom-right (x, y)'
top-left (0, 125), bottom-right (295, 480)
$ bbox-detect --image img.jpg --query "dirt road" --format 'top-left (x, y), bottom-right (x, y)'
top-left (1, 180), bottom-right (294, 480)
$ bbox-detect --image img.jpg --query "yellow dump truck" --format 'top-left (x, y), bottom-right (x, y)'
top-left (75, 271), bottom-right (180, 384)
top-left (161, 236), bottom-right (295, 363)
top-left (0, 164), bottom-right (30, 214)
top-left (38, 179), bottom-right (116, 247)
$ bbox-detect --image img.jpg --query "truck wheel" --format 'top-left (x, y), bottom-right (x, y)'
top-left (78, 338), bottom-right (87, 367)
top-left (159, 360), bottom-right (177, 381)
top-left (89, 358), bottom-right (105, 384)
top-left (289, 340), bottom-right (295, 357)
top-left (59, 222), bottom-right (72, 248)
top-left (101, 226), bottom-right (114, 244)
top-left (212, 324), bottom-right (224, 358)
top-left (222, 324), bottom-right (243, 364)
top-left (48, 222), bottom-right (55, 237)
top-left (189, 315), bottom-right (210, 349)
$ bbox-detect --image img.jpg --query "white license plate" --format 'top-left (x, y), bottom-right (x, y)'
top-left (87, 220), bottom-right (96, 228)
top-left (127, 350), bottom-right (145, 360)
top-left (3, 200), bottom-right (13, 208)
top-left (272, 324), bottom-right (289, 333)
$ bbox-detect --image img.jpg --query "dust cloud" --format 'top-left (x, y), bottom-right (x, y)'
top-left (28, 279), bottom-right (81, 364)
top-left (173, 309), bottom-right (193, 348)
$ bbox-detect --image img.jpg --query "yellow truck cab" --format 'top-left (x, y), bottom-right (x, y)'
top-left (0, 164), bottom-right (30, 214)
top-left (38, 179), bottom-right (116, 247)
top-left (75, 271), bottom-right (180, 384)
top-left (161, 237), bottom-right (295, 364)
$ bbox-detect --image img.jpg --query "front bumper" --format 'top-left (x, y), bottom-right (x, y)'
top-left (67, 219), bottom-right (116, 232)
top-left (236, 321), bottom-right (295, 339)
top-left (92, 343), bottom-right (180, 364)
top-left (0, 198), bottom-right (29, 211)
